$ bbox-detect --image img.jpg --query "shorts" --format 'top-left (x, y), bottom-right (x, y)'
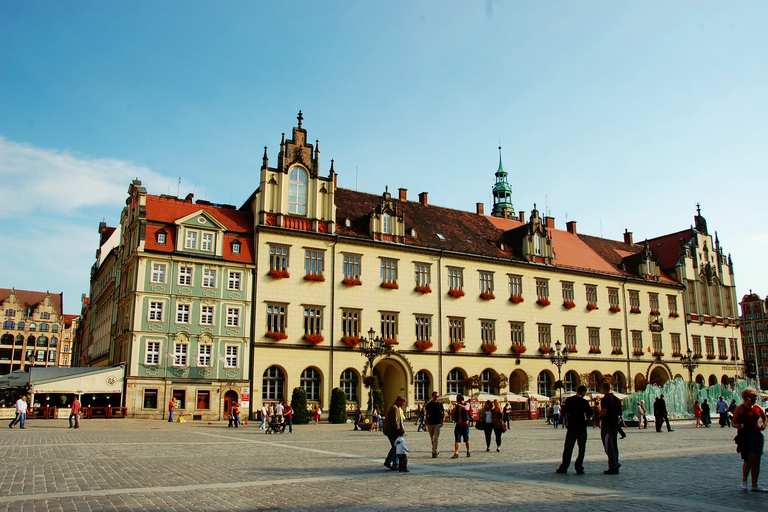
top-left (747, 432), bottom-right (765, 455)
top-left (454, 424), bottom-right (470, 443)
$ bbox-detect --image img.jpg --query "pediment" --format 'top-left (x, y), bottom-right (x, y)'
top-left (174, 210), bottom-right (227, 231)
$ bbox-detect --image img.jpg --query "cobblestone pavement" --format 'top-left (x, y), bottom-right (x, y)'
top-left (1, 417), bottom-right (766, 511)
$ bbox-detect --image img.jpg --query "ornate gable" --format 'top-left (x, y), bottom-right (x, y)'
top-left (369, 188), bottom-right (405, 242)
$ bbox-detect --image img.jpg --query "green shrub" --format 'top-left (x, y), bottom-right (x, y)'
top-left (291, 387), bottom-right (309, 424)
top-left (329, 387), bottom-right (348, 423)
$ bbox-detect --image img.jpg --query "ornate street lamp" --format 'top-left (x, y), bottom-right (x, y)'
top-left (549, 340), bottom-right (569, 405)
top-left (680, 347), bottom-right (700, 383)
top-left (358, 327), bottom-right (391, 418)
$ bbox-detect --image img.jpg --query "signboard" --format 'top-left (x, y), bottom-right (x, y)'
top-left (529, 397), bottom-right (539, 419)
top-left (241, 387), bottom-right (250, 409)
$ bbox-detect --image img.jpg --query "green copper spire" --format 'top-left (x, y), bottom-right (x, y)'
top-left (491, 146), bottom-right (514, 217)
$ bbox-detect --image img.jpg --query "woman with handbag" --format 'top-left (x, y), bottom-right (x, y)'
top-left (481, 400), bottom-right (506, 452)
top-left (732, 387), bottom-right (768, 492)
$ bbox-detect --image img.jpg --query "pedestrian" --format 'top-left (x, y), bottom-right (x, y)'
top-left (701, 399), bottom-right (712, 427)
top-left (8, 395), bottom-right (28, 429)
top-left (556, 385), bottom-right (592, 475)
top-left (313, 404), bottom-right (320, 424)
top-left (654, 395), bottom-right (673, 432)
top-left (693, 400), bottom-right (702, 428)
top-left (283, 401), bottom-right (293, 433)
top-left (233, 402), bottom-right (240, 428)
top-left (729, 399), bottom-right (738, 427)
top-left (490, 399), bottom-right (506, 452)
top-left (717, 396), bottom-right (729, 428)
top-left (451, 394), bottom-right (471, 458)
top-left (599, 382), bottom-right (622, 474)
top-left (732, 387), bottom-right (768, 492)
top-left (553, 401), bottom-right (561, 429)
top-left (424, 391), bottom-right (445, 458)
top-left (636, 400), bottom-right (647, 429)
top-left (275, 401), bottom-right (284, 424)
top-left (383, 395), bottom-right (406, 470)
top-left (371, 406), bottom-right (381, 432)
top-left (353, 408), bottom-right (362, 431)
top-left (395, 427), bottom-right (409, 473)
top-left (69, 396), bottom-right (81, 429)
top-left (259, 403), bottom-right (268, 430)
top-left (503, 402), bottom-right (512, 429)
top-left (168, 397), bottom-right (175, 423)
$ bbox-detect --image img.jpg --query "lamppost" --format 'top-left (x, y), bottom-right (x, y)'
top-left (680, 348), bottom-right (700, 383)
top-left (549, 340), bottom-right (569, 405)
top-left (358, 327), bottom-right (391, 418)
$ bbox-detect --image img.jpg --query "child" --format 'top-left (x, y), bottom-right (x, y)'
top-left (395, 428), bottom-right (409, 472)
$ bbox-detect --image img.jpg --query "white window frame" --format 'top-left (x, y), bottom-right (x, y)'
top-left (176, 304), bottom-right (191, 324)
top-left (151, 263), bottom-right (167, 284)
top-left (185, 231), bottom-right (197, 250)
top-left (225, 345), bottom-right (239, 368)
top-left (448, 267), bottom-right (464, 291)
top-left (174, 343), bottom-right (188, 366)
top-left (198, 344), bottom-right (212, 367)
top-left (226, 307), bottom-right (240, 327)
top-left (148, 301), bottom-right (164, 322)
top-left (200, 305), bottom-right (214, 326)
top-left (201, 233), bottom-right (213, 252)
top-left (202, 269), bottom-right (216, 288)
top-left (157, 231), bottom-right (166, 245)
top-left (178, 267), bottom-right (192, 286)
top-left (228, 271), bottom-right (242, 291)
top-left (145, 341), bottom-right (160, 366)
top-left (414, 315), bottom-right (431, 341)
top-left (288, 167), bottom-right (308, 215)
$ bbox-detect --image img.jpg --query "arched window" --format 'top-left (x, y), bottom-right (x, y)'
top-left (28, 323), bottom-right (36, 332)
top-left (301, 367), bottom-right (322, 401)
top-left (27, 336), bottom-right (35, 346)
top-left (17, 321), bottom-right (25, 330)
top-left (590, 371), bottom-right (603, 392)
top-left (288, 167), bottom-right (308, 215)
top-left (50, 336), bottom-right (58, 347)
top-left (39, 323), bottom-right (49, 332)
top-left (447, 368), bottom-right (465, 394)
top-left (36, 336), bottom-right (49, 347)
top-left (613, 372), bottom-right (626, 394)
top-left (1, 334), bottom-right (13, 345)
top-left (708, 375), bottom-right (718, 386)
top-left (695, 374), bottom-right (705, 386)
top-left (564, 371), bottom-right (579, 392)
top-left (414, 370), bottom-right (430, 401)
top-left (262, 366), bottom-right (285, 401)
top-left (16, 334), bottom-right (23, 344)
top-left (480, 369), bottom-right (497, 394)
top-left (382, 213), bottom-right (391, 234)
top-left (340, 369), bottom-right (359, 402)
top-left (3, 321), bottom-right (14, 330)
top-left (537, 371), bottom-right (553, 397)
top-left (51, 324), bottom-right (59, 333)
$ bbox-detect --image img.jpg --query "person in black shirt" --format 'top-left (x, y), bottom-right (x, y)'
top-left (600, 381), bottom-right (623, 474)
top-left (424, 391), bottom-right (445, 458)
top-left (556, 385), bottom-right (592, 475)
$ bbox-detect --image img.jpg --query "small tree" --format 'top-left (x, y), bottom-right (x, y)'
top-left (489, 373), bottom-right (509, 393)
top-left (291, 387), bottom-right (309, 424)
top-left (329, 387), bottom-right (348, 423)
top-left (460, 374), bottom-right (482, 394)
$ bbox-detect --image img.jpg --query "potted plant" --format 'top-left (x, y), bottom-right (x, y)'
top-left (302, 333), bottom-right (324, 345)
top-left (304, 274), bottom-right (325, 282)
top-left (586, 303), bottom-right (598, 311)
top-left (341, 336), bottom-right (359, 347)
top-left (562, 300), bottom-right (576, 309)
top-left (448, 288), bottom-right (465, 298)
top-left (449, 341), bottom-right (465, 353)
top-left (267, 269), bottom-right (290, 279)
top-left (510, 344), bottom-right (527, 355)
top-left (414, 285), bottom-right (432, 294)
top-left (538, 346), bottom-right (552, 354)
top-left (380, 281), bottom-right (399, 289)
top-left (479, 292), bottom-right (495, 301)
top-left (588, 347), bottom-right (601, 354)
top-left (414, 340), bottom-right (433, 351)
top-left (609, 305), bottom-right (621, 313)
top-left (509, 294), bottom-right (524, 304)
top-left (265, 331), bottom-right (288, 341)
top-left (481, 343), bottom-right (498, 354)
top-left (536, 298), bottom-right (551, 307)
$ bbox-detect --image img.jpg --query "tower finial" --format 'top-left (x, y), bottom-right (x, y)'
top-left (696, 202), bottom-right (701, 215)
top-left (297, 110), bottom-right (303, 128)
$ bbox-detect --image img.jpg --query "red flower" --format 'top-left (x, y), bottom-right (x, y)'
top-left (380, 282), bottom-right (399, 289)
top-left (414, 340), bottom-right (433, 351)
top-left (609, 305), bottom-right (621, 313)
top-left (611, 349), bottom-right (623, 355)
top-left (588, 348), bottom-right (601, 354)
top-left (267, 269), bottom-right (290, 279)
top-left (479, 292), bottom-right (495, 301)
top-left (341, 336), bottom-right (359, 347)
top-left (563, 301), bottom-right (576, 309)
top-left (538, 346), bottom-right (552, 354)
top-left (630, 307), bottom-right (641, 314)
top-left (586, 303), bottom-right (598, 311)
top-left (448, 288), bottom-right (465, 298)
top-left (481, 343), bottom-right (498, 354)
top-left (566, 346), bottom-right (577, 353)
top-left (304, 274), bottom-right (325, 282)
top-left (383, 338), bottom-right (398, 346)
top-left (449, 341), bottom-right (465, 352)
top-left (414, 285), bottom-right (432, 294)
top-left (302, 333), bottom-right (324, 345)
top-left (632, 349), bottom-right (644, 356)
top-left (265, 331), bottom-right (288, 341)
top-left (510, 345), bottom-right (527, 355)
top-left (342, 278), bottom-right (362, 286)
top-left (668, 311), bottom-right (679, 318)
top-left (509, 295), bottom-right (524, 304)
top-left (536, 298), bottom-right (551, 307)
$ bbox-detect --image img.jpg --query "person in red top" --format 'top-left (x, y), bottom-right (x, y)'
top-left (168, 399), bottom-right (175, 423)
top-left (283, 401), bottom-right (293, 433)
top-left (69, 396), bottom-right (82, 429)
top-left (732, 387), bottom-right (768, 492)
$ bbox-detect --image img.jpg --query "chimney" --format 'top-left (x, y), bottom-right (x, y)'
top-left (184, 193), bottom-right (194, 202)
top-left (624, 229), bottom-right (633, 245)
top-left (566, 221), bottom-right (577, 235)
top-left (544, 216), bottom-right (555, 229)
top-left (501, 207), bottom-right (508, 219)
top-left (476, 202), bottom-right (484, 215)
top-left (399, 188), bottom-right (408, 201)
top-left (418, 192), bottom-right (428, 206)
top-left (519, 211), bottom-right (525, 223)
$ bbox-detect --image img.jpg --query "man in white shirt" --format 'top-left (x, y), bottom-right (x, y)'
top-left (275, 402), bottom-right (284, 422)
top-left (259, 404), bottom-right (268, 430)
top-left (9, 396), bottom-right (28, 429)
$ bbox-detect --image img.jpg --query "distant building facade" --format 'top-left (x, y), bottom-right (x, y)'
top-left (740, 292), bottom-right (768, 388)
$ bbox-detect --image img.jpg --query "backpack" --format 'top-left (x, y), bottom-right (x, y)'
top-left (454, 404), bottom-right (469, 426)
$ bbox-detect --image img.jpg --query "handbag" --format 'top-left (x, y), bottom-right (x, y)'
top-left (502, 422), bottom-right (508, 433)
top-left (475, 418), bottom-right (485, 430)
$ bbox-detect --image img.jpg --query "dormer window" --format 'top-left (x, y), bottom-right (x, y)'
top-left (157, 231), bottom-right (167, 245)
top-left (232, 240), bottom-right (241, 255)
top-left (201, 233), bottom-right (213, 252)
top-left (185, 231), bottom-right (197, 250)
top-left (534, 233), bottom-right (542, 255)
top-left (288, 167), bottom-right (308, 216)
top-left (382, 213), bottom-right (391, 234)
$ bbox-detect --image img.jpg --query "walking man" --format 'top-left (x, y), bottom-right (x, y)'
top-left (425, 391), bottom-right (445, 458)
top-left (259, 403), bottom-right (268, 430)
top-left (383, 395), bottom-right (405, 470)
top-left (556, 385), bottom-right (592, 475)
top-left (8, 395), bottom-right (28, 429)
top-left (717, 396), bottom-right (729, 427)
top-left (451, 394), bottom-right (472, 458)
top-left (69, 396), bottom-right (81, 429)
top-left (600, 382), bottom-right (622, 474)
top-left (636, 400), bottom-right (647, 429)
top-left (283, 401), bottom-right (293, 433)
top-left (654, 395), bottom-right (673, 432)
top-left (168, 398), bottom-right (175, 423)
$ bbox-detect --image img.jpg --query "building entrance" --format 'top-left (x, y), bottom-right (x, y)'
top-left (373, 359), bottom-right (407, 409)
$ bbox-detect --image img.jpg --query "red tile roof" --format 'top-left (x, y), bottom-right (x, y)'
top-left (0, 289), bottom-right (63, 317)
top-left (645, 229), bottom-right (692, 271)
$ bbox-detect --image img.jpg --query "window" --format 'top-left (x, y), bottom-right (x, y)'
top-left (200, 305), bottom-right (214, 325)
top-left (536, 279), bottom-right (549, 300)
top-left (303, 306), bottom-right (323, 335)
top-left (226, 308), bottom-right (240, 327)
top-left (588, 328), bottom-right (600, 352)
top-left (652, 333), bottom-right (662, 354)
top-left (227, 271), bottom-right (242, 291)
top-left (3, 321), bottom-right (14, 329)
top-left (723, 287), bottom-right (733, 317)
top-left (629, 290), bottom-right (640, 312)
top-left (198, 345), bottom-right (212, 367)
top-left (143, 389), bottom-right (158, 409)
top-left (447, 369), bottom-right (465, 394)
top-left (145, 342), bottom-right (160, 365)
top-left (690, 335), bottom-right (700, 357)
top-left (340, 369), bottom-right (359, 402)
top-left (51, 325), bottom-right (58, 333)
top-left (267, 303), bottom-right (286, 333)
top-left (269, 245), bottom-right (289, 271)
top-left (508, 275), bottom-right (522, 298)
top-left (176, 304), bottom-right (190, 324)
top-left (480, 369), bottom-right (496, 393)
top-left (174, 343), bottom-right (188, 366)
top-left (380, 258), bottom-right (398, 285)
top-left (415, 371), bottom-right (430, 402)
top-left (178, 267), bottom-right (192, 286)
top-left (538, 324), bottom-right (551, 350)
top-left (564, 371), bottom-right (578, 392)
top-left (157, 231), bottom-right (166, 245)
top-left (305, 249), bottom-right (324, 276)
top-left (480, 320), bottom-right (495, 345)
top-left (448, 267), bottom-right (464, 291)
top-left (288, 167), bottom-right (308, 215)
top-left (62, 356), bottom-right (69, 366)
top-left (172, 390), bottom-right (186, 409)
top-left (668, 295), bottom-right (678, 316)
top-left (39, 323), bottom-right (49, 332)
top-left (562, 282), bottom-right (575, 303)
top-left (510, 322), bottom-right (524, 347)
top-left (479, 271), bottom-right (494, 294)
top-left (202, 269), bottom-right (216, 288)
top-left (343, 253), bottom-right (361, 280)
top-left (40, 312), bottom-right (50, 320)
top-left (649, 293), bottom-right (660, 314)
top-left (671, 333), bottom-right (681, 356)
top-left (414, 263), bottom-right (431, 288)
top-left (148, 302), bottom-right (163, 322)
top-left (49, 336), bottom-right (58, 347)
top-left (29, 323), bottom-right (36, 331)
top-left (48, 351), bottom-right (56, 362)
top-left (563, 325), bottom-right (576, 351)
top-left (381, 312), bottom-right (398, 340)
top-left (448, 317), bottom-right (464, 343)
top-left (185, 231), bottom-right (197, 250)
top-left (5, 309), bottom-right (15, 316)
top-left (196, 390), bottom-right (210, 410)
top-left (301, 367), bottom-right (321, 401)
top-left (537, 371), bottom-right (553, 397)
top-left (687, 280), bottom-right (698, 314)
top-left (18, 321), bottom-right (25, 330)
top-left (382, 213), bottom-right (391, 234)
top-left (632, 331), bottom-right (643, 353)
top-left (729, 338), bottom-right (739, 360)
top-left (341, 309), bottom-right (360, 338)
top-left (718, 337), bottom-right (727, 358)
top-left (232, 241), bottom-right (241, 254)
top-left (712, 283), bottom-right (722, 317)
top-left (201, 233), bottom-right (213, 252)
top-left (700, 278), bottom-right (710, 316)
top-left (608, 287), bottom-right (620, 309)
top-left (586, 285), bottom-right (598, 307)
top-left (151, 263), bottom-right (166, 283)
top-left (414, 315), bottom-right (431, 341)
top-left (705, 336), bottom-right (715, 357)
top-left (225, 345), bottom-right (239, 368)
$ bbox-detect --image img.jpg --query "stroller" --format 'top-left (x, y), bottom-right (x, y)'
top-left (265, 415), bottom-right (286, 434)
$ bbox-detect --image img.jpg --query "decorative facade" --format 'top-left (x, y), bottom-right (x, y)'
top-left (740, 292), bottom-right (768, 388)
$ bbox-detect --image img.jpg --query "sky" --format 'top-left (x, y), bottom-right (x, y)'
top-left (1, 1), bottom-right (767, 314)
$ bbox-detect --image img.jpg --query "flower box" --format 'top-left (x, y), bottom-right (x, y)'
top-left (383, 338), bottom-right (398, 347)
top-left (536, 298), bottom-right (551, 307)
top-left (302, 333), bottom-right (324, 345)
top-left (481, 343), bottom-right (498, 354)
top-left (668, 312), bottom-right (680, 318)
top-left (650, 309), bottom-right (660, 316)
top-left (586, 303), bottom-right (598, 311)
top-left (342, 278), bottom-right (362, 287)
top-left (632, 349), bottom-right (644, 356)
top-left (414, 340), bottom-right (433, 351)
top-left (566, 346), bottom-right (577, 353)
top-left (304, 274), bottom-right (325, 282)
top-left (630, 307), bottom-right (641, 314)
top-left (562, 301), bottom-right (576, 309)
top-left (588, 348), bottom-right (601, 354)
top-left (509, 294), bottom-right (524, 304)
top-left (652, 351), bottom-right (664, 357)
top-left (448, 288), bottom-right (465, 298)
top-left (380, 282), bottom-right (399, 289)
top-left (718, 354), bottom-right (728, 360)
top-left (449, 341), bottom-right (465, 353)
top-left (510, 345), bottom-right (527, 355)
top-left (611, 349), bottom-right (623, 355)
top-left (267, 269), bottom-right (290, 279)
top-left (609, 305), bottom-right (621, 313)
top-left (671, 352), bottom-right (682, 357)
top-left (414, 285), bottom-right (432, 294)
top-left (706, 354), bottom-right (716, 360)
top-left (538, 346), bottom-right (552, 354)
top-left (265, 331), bottom-right (288, 341)
top-left (479, 292), bottom-right (495, 301)
top-left (341, 336), bottom-right (359, 347)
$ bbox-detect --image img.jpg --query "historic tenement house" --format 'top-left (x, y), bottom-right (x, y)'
top-left (740, 292), bottom-right (768, 388)
top-left (82, 114), bottom-right (742, 419)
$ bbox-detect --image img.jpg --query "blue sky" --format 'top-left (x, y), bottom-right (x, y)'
top-left (1, 1), bottom-right (766, 314)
